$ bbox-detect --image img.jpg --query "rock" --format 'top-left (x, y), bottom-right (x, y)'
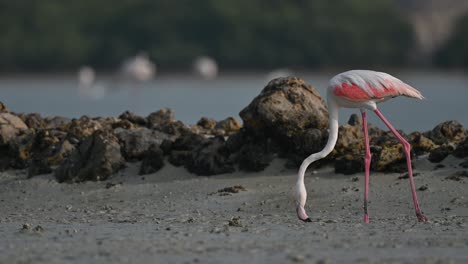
top-left (167, 132), bottom-right (205, 167)
top-left (374, 145), bottom-right (407, 172)
top-left (55, 130), bottom-right (125, 182)
top-left (0, 120), bottom-right (33, 168)
top-left (428, 145), bottom-right (454, 163)
top-left (139, 144), bottom-right (165, 175)
top-left (157, 120), bottom-right (191, 137)
top-left (26, 129), bottom-right (70, 176)
top-left (147, 108), bottom-right (175, 129)
top-left (445, 171), bottom-right (468, 181)
top-left (186, 136), bottom-right (235, 176)
top-left (453, 137), bottom-right (468, 158)
top-left (168, 150), bottom-right (191, 167)
top-left (0, 113), bottom-right (28, 144)
top-left (334, 154), bottom-right (364, 174)
top-left (115, 127), bottom-right (171, 161)
top-left (66, 116), bottom-right (103, 142)
top-left (0, 102), bottom-right (8, 113)
top-left (197, 117), bottom-right (217, 130)
top-left (112, 119), bottom-right (135, 130)
top-left (347, 114), bottom-right (362, 126)
top-left (424, 120), bottom-right (465, 145)
top-left (0, 130), bottom-right (35, 170)
top-left (20, 113), bottom-right (46, 130)
top-left (119, 111), bottom-right (147, 126)
top-left (159, 139), bottom-right (173, 155)
top-left (408, 132), bottom-right (436, 155)
top-left (93, 117), bottom-right (118, 131)
top-left (237, 141), bottom-right (274, 172)
top-left (460, 159), bottom-right (468, 168)
top-left (44, 116), bottom-right (71, 130)
top-left (215, 117), bottom-right (242, 135)
top-left (28, 158), bottom-right (53, 178)
top-left (239, 77), bottom-right (328, 154)
top-left (334, 122), bottom-right (364, 156)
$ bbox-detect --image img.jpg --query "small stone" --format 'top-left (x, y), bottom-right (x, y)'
top-left (418, 185), bottom-right (428, 191)
top-left (228, 217), bottom-right (243, 227)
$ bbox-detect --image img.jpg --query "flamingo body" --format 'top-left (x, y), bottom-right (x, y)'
top-left (295, 70), bottom-right (427, 223)
top-left (330, 70), bottom-right (424, 102)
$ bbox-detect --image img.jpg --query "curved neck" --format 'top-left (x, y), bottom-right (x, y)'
top-left (297, 98), bottom-right (339, 182)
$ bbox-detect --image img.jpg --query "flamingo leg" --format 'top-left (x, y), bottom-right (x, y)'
top-left (361, 110), bottom-right (371, 223)
top-left (373, 109), bottom-right (427, 222)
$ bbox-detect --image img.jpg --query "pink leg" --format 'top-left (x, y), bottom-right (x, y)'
top-left (374, 109), bottom-right (427, 222)
top-left (361, 111), bottom-right (371, 223)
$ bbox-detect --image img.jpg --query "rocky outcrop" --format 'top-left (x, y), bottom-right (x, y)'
top-left (55, 130), bottom-right (125, 182)
top-left (429, 145), bottom-right (455, 163)
top-left (453, 137), bottom-right (468, 158)
top-left (186, 136), bottom-right (235, 176)
top-left (409, 132), bottom-right (436, 155)
top-left (0, 113), bottom-right (32, 170)
top-left (139, 144), bottom-right (165, 175)
top-left (239, 77), bottom-right (328, 156)
top-left (115, 128), bottom-right (170, 161)
top-left (424, 120), bottom-right (465, 145)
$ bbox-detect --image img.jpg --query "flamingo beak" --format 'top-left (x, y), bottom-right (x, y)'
top-left (296, 205), bottom-right (312, 222)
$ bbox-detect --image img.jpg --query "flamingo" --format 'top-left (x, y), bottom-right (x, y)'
top-left (295, 70), bottom-right (427, 223)
top-left (193, 56), bottom-right (218, 80)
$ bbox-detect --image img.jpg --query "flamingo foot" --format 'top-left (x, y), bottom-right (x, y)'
top-left (296, 206), bottom-right (311, 222)
top-left (417, 212), bottom-right (427, 223)
top-left (364, 214), bottom-right (369, 224)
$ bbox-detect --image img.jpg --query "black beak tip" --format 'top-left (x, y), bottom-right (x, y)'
top-left (301, 217), bottom-right (312, 222)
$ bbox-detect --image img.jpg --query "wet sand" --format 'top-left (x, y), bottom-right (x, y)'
top-left (1, 155), bottom-right (467, 264)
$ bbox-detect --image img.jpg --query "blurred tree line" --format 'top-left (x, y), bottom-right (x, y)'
top-left (435, 13), bottom-right (468, 68)
top-left (0, 0), bottom-right (465, 72)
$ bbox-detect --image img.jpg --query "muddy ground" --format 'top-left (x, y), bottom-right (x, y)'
top-left (1, 155), bottom-right (467, 264)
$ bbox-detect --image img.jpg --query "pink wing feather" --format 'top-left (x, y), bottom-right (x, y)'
top-left (329, 70), bottom-right (424, 102)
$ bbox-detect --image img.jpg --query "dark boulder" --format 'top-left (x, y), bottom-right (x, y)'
top-left (428, 145), bottom-right (454, 163)
top-left (167, 132), bottom-right (205, 167)
top-left (237, 141), bottom-right (274, 172)
top-left (424, 120), bottom-right (465, 145)
top-left (139, 144), bottom-right (165, 175)
top-left (453, 137), bottom-right (468, 158)
top-left (27, 133), bottom-right (75, 178)
top-left (115, 127), bottom-right (170, 161)
top-left (28, 158), bottom-right (53, 178)
top-left (186, 136), bottom-right (235, 176)
top-left (55, 130), bottom-right (125, 182)
top-left (335, 154), bottom-right (364, 175)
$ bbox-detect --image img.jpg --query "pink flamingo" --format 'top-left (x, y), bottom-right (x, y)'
top-left (295, 70), bottom-right (427, 223)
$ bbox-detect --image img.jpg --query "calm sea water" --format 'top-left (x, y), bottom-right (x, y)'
top-left (0, 71), bottom-right (467, 133)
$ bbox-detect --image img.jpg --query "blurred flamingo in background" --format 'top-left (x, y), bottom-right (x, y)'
top-left (295, 70), bottom-right (427, 223)
top-left (193, 56), bottom-right (218, 80)
top-left (121, 53), bottom-right (156, 82)
top-left (77, 66), bottom-right (108, 100)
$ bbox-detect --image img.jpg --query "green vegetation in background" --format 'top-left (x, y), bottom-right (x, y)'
top-left (0, 0), bottom-right (413, 71)
top-left (435, 13), bottom-right (468, 68)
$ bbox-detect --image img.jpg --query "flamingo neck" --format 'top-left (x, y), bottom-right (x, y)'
top-left (297, 99), bottom-right (339, 183)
